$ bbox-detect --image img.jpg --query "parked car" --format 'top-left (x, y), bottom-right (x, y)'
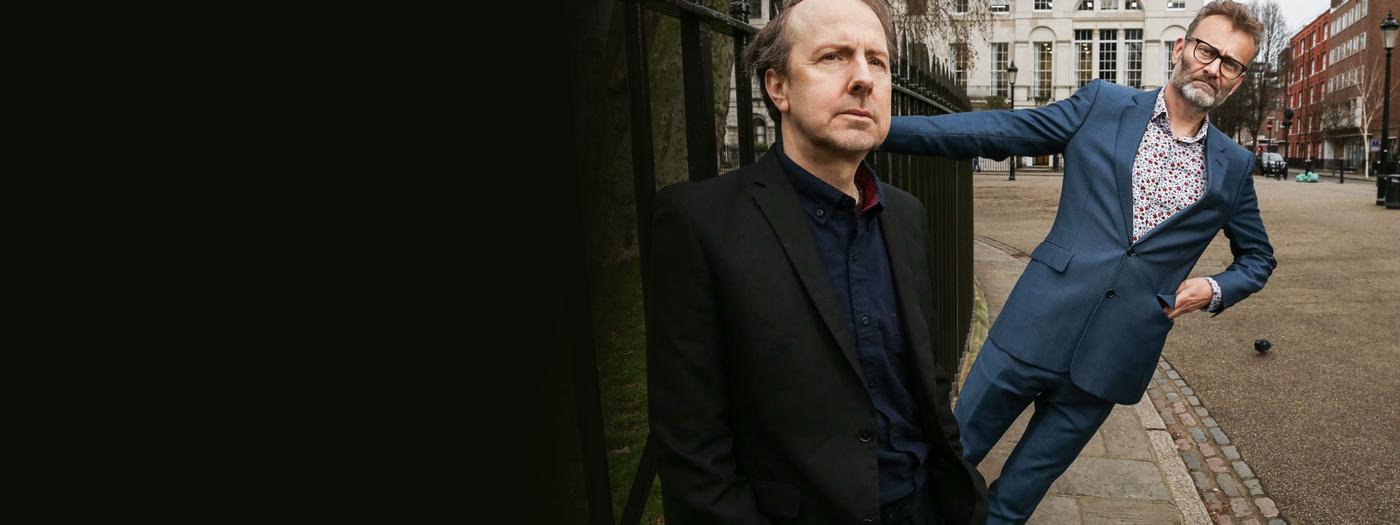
top-left (1258, 152), bottom-right (1287, 177)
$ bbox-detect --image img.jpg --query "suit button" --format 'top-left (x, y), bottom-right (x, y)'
top-left (861, 315), bottom-right (870, 326)
top-left (857, 429), bottom-right (874, 442)
top-left (1127, 247), bottom-right (1137, 256)
top-left (1105, 289), bottom-right (1117, 298)
top-left (862, 520), bottom-right (874, 525)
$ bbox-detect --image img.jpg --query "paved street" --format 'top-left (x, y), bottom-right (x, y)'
top-left (969, 171), bottom-right (1400, 524)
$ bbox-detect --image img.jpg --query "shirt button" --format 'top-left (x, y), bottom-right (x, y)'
top-left (816, 209), bottom-right (825, 217)
top-left (861, 315), bottom-right (870, 326)
top-left (1105, 289), bottom-right (1117, 298)
top-left (857, 429), bottom-right (874, 442)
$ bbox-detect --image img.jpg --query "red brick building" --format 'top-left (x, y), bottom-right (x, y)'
top-left (1320, 0), bottom-right (1400, 170)
top-left (1286, 10), bottom-right (1331, 162)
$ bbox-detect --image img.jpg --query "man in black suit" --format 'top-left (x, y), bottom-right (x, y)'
top-left (645, 1), bottom-right (987, 523)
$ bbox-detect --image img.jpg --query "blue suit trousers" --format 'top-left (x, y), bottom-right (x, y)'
top-left (956, 339), bottom-right (1116, 524)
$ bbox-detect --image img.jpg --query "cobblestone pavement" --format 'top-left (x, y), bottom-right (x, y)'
top-left (1147, 359), bottom-right (1284, 525)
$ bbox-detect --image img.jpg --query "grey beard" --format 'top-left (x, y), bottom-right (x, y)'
top-left (1170, 62), bottom-right (1227, 110)
top-left (1179, 80), bottom-right (1222, 109)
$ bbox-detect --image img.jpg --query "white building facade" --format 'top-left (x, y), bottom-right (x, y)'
top-left (955, 0), bottom-right (1199, 109)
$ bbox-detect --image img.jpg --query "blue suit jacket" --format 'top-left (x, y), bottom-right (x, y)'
top-left (882, 80), bottom-right (1276, 404)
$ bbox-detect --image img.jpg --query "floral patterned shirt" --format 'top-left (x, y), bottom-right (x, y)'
top-left (1131, 89), bottom-right (1222, 312)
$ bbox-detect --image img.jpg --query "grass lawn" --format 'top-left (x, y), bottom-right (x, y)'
top-left (588, 256), bottom-right (665, 523)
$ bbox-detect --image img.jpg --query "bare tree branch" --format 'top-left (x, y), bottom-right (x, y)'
top-left (1246, 0), bottom-right (1288, 143)
top-left (1343, 54), bottom-right (1400, 177)
top-left (891, 0), bottom-right (993, 65)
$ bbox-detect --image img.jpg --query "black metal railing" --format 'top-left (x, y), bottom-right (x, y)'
top-left (574, 1), bottom-right (978, 523)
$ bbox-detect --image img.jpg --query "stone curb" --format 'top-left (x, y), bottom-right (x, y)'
top-left (1148, 358), bottom-right (1288, 525)
top-left (1146, 421), bottom-right (1213, 525)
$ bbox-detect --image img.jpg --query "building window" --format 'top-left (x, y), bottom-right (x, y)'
top-left (1035, 41), bottom-right (1053, 100)
top-left (952, 43), bottom-right (969, 88)
top-left (1099, 29), bottom-right (1118, 84)
top-left (1035, 0), bottom-right (1052, 10)
top-left (991, 0), bottom-right (1010, 13)
top-left (755, 118), bottom-right (768, 148)
top-left (993, 43), bottom-right (1010, 98)
top-left (952, 0), bottom-right (968, 13)
top-left (1126, 0), bottom-right (1141, 8)
top-left (1076, 30), bottom-right (1094, 87)
top-left (1101, 0), bottom-right (1118, 9)
top-left (1077, 0), bottom-right (1094, 10)
top-left (1125, 29), bottom-right (1143, 88)
top-left (1167, 0), bottom-right (1185, 9)
top-left (1165, 46), bottom-right (1174, 83)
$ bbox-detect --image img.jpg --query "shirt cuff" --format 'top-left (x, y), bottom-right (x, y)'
top-left (1205, 277), bottom-right (1223, 313)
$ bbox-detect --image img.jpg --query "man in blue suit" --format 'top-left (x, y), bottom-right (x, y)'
top-left (881, 2), bottom-right (1276, 522)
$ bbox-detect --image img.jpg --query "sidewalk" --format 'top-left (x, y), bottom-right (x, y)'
top-left (956, 238), bottom-right (1211, 525)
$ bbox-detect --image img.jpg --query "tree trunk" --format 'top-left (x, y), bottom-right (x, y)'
top-left (1363, 132), bottom-right (1372, 179)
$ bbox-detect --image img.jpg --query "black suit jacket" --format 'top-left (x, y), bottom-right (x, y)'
top-left (646, 152), bottom-right (988, 525)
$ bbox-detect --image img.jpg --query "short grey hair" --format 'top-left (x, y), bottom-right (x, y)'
top-left (1187, 1), bottom-right (1264, 55)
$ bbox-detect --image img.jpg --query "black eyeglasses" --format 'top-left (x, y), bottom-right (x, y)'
top-left (1185, 37), bottom-right (1249, 79)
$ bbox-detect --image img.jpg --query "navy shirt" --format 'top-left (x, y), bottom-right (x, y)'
top-left (775, 143), bottom-right (931, 505)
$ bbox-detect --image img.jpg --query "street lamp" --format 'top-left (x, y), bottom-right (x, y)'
top-left (1007, 61), bottom-right (1019, 181)
top-left (1282, 108), bottom-right (1293, 180)
top-left (1378, 11), bottom-right (1398, 204)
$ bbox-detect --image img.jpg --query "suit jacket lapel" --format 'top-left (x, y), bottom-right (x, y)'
top-left (1205, 125), bottom-right (1229, 199)
top-left (750, 155), bottom-right (865, 383)
top-left (1114, 89), bottom-right (1158, 243)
